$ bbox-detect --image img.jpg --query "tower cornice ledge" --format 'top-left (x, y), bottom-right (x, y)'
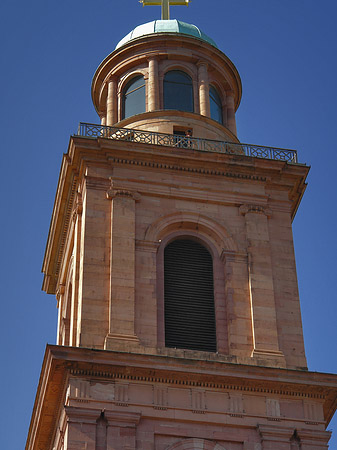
top-left (26, 345), bottom-right (337, 450)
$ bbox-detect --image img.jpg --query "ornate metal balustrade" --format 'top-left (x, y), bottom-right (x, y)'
top-left (76, 122), bottom-right (298, 164)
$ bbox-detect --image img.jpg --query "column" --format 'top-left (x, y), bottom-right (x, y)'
top-left (240, 204), bottom-right (285, 363)
top-left (70, 190), bottom-right (82, 347)
top-left (226, 90), bottom-right (237, 135)
top-left (198, 62), bottom-right (210, 117)
top-left (105, 188), bottom-right (140, 350)
top-left (148, 57), bottom-right (159, 111)
top-left (106, 76), bottom-right (118, 126)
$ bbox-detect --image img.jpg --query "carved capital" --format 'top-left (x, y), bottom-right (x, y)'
top-left (197, 61), bottom-right (208, 69)
top-left (107, 74), bottom-right (117, 84)
top-left (106, 188), bottom-right (141, 202)
top-left (239, 204), bottom-right (272, 218)
top-left (72, 192), bottom-right (83, 222)
top-left (56, 284), bottom-right (65, 301)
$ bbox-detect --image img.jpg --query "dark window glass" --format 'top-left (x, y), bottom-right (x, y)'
top-left (209, 85), bottom-right (223, 124)
top-left (164, 70), bottom-right (194, 112)
top-left (164, 239), bottom-right (216, 352)
top-left (122, 75), bottom-right (146, 119)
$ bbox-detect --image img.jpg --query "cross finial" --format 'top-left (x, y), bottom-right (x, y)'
top-left (140, 0), bottom-right (191, 21)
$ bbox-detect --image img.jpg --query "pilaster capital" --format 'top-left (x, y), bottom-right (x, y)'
top-left (239, 204), bottom-right (272, 218)
top-left (107, 74), bottom-right (117, 84)
top-left (56, 284), bottom-right (66, 301)
top-left (106, 188), bottom-right (141, 202)
top-left (147, 55), bottom-right (158, 62)
top-left (197, 61), bottom-right (208, 69)
top-left (258, 424), bottom-right (294, 442)
top-left (296, 429), bottom-right (332, 446)
top-left (72, 191), bottom-right (83, 222)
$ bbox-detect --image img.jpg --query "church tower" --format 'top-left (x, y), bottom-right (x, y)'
top-left (27, 2), bottom-right (337, 449)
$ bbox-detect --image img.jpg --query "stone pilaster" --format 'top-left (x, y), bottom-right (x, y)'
top-left (71, 191), bottom-right (82, 347)
top-left (198, 62), bottom-right (210, 117)
top-left (240, 204), bottom-right (285, 364)
top-left (64, 406), bottom-right (98, 450)
top-left (258, 425), bottom-right (294, 450)
top-left (105, 187), bottom-right (140, 350)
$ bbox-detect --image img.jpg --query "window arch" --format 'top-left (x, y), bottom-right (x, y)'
top-left (164, 70), bottom-right (194, 112)
top-left (122, 75), bottom-right (146, 119)
top-left (164, 238), bottom-right (217, 352)
top-left (209, 85), bottom-right (223, 124)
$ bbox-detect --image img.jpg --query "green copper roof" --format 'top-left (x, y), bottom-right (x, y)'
top-left (115, 20), bottom-right (218, 50)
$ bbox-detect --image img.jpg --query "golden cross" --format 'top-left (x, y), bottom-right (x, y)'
top-left (140, 0), bottom-right (190, 20)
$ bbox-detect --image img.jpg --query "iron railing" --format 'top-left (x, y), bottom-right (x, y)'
top-left (75, 122), bottom-right (298, 164)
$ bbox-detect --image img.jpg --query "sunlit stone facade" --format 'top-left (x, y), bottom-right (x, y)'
top-left (26, 16), bottom-right (337, 450)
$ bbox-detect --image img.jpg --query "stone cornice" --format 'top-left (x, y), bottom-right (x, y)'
top-left (26, 345), bottom-right (337, 449)
top-left (107, 155), bottom-right (267, 181)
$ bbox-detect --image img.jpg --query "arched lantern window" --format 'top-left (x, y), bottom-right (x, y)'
top-left (164, 70), bottom-right (194, 112)
top-left (209, 85), bottom-right (223, 124)
top-left (164, 239), bottom-right (217, 352)
top-left (122, 75), bottom-right (146, 119)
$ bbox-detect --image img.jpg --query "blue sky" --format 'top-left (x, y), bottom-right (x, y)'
top-left (1, 0), bottom-right (337, 448)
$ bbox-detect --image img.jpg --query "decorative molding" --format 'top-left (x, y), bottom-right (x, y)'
top-left (71, 191), bottom-right (83, 222)
top-left (153, 385), bottom-right (168, 410)
top-left (229, 394), bottom-right (244, 416)
top-left (239, 204), bottom-right (272, 218)
top-left (220, 249), bottom-right (247, 264)
top-left (68, 368), bottom-right (325, 400)
top-left (136, 239), bottom-right (160, 252)
top-left (191, 389), bottom-right (206, 413)
top-left (115, 383), bottom-right (129, 406)
top-left (266, 398), bottom-right (281, 421)
top-left (106, 188), bottom-right (141, 201)
top-left (144, 211), bottom-right (238, 253)
top-left (56, 284), bottom-right (65, 301)
top-left (108, 156), bottom-right (266, 182)
top-left (85, 175), bottom-right (110, 191)
top-left (296, 429), bottom-right (331, 445)
top-left (258, 424), bottom-right (294, 443)
top-left (167, 438), bottom-right (228, 450)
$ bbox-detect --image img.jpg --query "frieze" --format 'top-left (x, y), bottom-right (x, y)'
top-left (69, 368), bottom-right (325, 399)
top-left (108, 156), bottom-right (266, 181)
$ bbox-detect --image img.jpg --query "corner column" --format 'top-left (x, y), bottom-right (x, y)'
top-left (105, 187), bottom-right (140, 350)
top-left (148, 57), bottom-right (160, 111)
top-left (106, 76), bottom-right (118, 126)
top-left (198, 62), bottom-right (210, 117)
top-left (226, 90), bottom-right (237, 135)
top-left (240, 204), bottom-right (285, 363)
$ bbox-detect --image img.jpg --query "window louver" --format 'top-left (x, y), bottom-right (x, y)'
top-left (164, 239), bottom-right (217, 352)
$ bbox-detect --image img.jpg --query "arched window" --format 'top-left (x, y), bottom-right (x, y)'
top-left (164, 70), bottom-right (194, 112)
top-left (122, 75), bottom-right (146, 119)
top-left (209, 85), bottom-right (223, 124)
top-left (164, 239), bottom-right (217, 352)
